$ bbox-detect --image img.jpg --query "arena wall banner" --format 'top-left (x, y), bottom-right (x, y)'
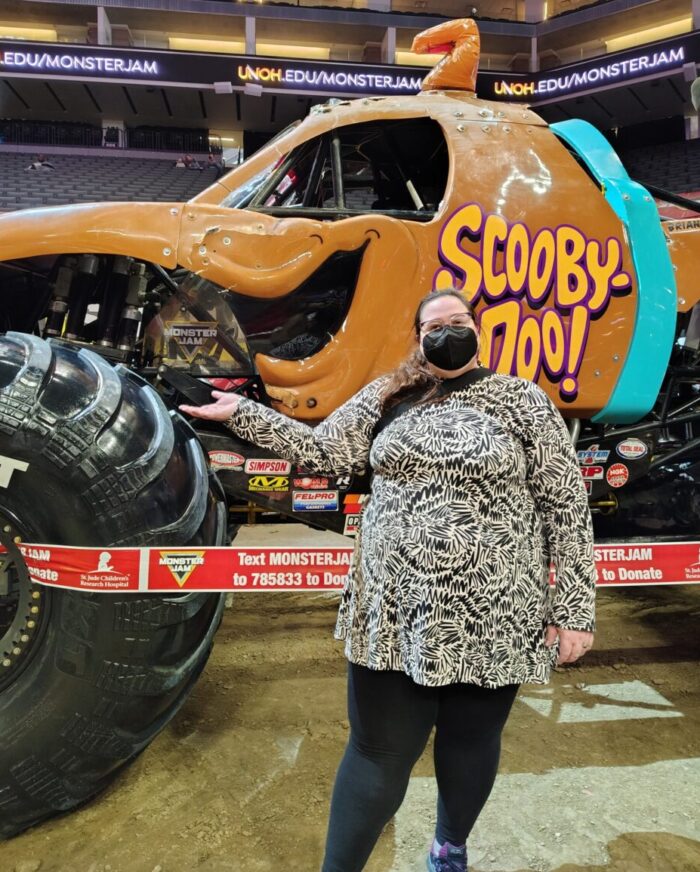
top-left (6, 541), bottom-right (700, 593)
top-left (0, 31), bottom-right (698, 101)
top-left (485, 30), bottom-right (700, 102)
top-left (0, 41), bottom-right (426, 96)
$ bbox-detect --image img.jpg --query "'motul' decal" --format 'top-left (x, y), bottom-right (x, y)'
top-left (434, 203), bottom-right (632, 399)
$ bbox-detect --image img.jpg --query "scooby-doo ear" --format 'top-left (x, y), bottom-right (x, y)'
top-left (411, 19), bottom-right (480, 93)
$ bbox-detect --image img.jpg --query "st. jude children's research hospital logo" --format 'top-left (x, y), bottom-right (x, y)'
top-left (79, 551), bottom-right (132, 587)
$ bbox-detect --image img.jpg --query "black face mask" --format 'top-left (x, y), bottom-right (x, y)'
top-left (421, 326), bottom-right (478, 372)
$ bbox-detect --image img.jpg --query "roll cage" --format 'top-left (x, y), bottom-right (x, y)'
top-left (223, 117), bottom-right (449, 223)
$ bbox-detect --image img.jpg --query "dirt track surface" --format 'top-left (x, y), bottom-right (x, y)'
top-left (2, 530), bottom-right (699, 872)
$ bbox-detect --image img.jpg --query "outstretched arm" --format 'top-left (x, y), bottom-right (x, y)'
top-left (180, 379), bottom-right (386, 475)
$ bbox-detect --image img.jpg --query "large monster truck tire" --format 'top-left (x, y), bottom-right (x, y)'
top-left (0, 332), bottom-right (227, 838)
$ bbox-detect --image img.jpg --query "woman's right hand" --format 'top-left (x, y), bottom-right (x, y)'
top-left (179, 390), bottom-right (243, 421)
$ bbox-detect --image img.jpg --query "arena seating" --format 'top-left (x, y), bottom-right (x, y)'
top-left (0, 152), bottom-right (220, 211)
top-left (0, 120), bottom-right (214, 154)
top-left (620, 139), bottom-right (700, 194)
top-left (3, 140), bottom-right (698, 212)
top-left (0, 119), bottom-right (102, 149)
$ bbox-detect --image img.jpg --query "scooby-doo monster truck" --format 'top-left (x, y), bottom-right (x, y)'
top-left (0, 18), bottom-right (699, 837)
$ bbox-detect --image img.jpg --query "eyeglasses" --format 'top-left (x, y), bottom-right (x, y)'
top-left (419, 314), bottom-right (473, 335)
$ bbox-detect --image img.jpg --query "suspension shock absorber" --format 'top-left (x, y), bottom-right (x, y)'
top-left (117, 262), bottom-right (148, 354)
top-left (44, 257), bottom-right (76, 338)
top-left (97, 256), bottom-right (131, 347)
top-left (64, 254), bottom-right (99, 340)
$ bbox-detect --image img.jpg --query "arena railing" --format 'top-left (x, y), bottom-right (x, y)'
top-left (0, 120), bottom-right (222, 155)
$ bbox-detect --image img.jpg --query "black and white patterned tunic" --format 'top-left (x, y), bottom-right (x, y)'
top-left (227, 370), bottom-right (596, 688)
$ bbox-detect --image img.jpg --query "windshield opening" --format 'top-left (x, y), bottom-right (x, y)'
top-left (246, 117), bottom-right (448, 220)
top-left (219, 121), bottom-right (301, 209)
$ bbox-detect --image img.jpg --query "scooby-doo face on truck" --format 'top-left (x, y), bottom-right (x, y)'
top-left (0, 18), bottom-right (690, 424)
top-left (187, 91), bottom-right (645, 422)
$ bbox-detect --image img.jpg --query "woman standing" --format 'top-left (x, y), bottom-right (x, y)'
top-left (180, 289), bottom-right (596, 872)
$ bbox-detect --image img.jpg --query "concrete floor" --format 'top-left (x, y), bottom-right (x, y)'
top-left (2, 525), bottom-right (699, 872)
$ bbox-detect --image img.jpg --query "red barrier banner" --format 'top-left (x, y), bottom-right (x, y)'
top-left (4, 541), bottom-right (700, 593)
top-left (15, 544), bottom-right (353, 593)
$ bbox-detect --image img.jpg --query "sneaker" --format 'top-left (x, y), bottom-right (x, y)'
top-left (426, 841), bottom-right (467, 872)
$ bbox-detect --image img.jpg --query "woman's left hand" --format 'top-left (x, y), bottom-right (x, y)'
top-left (545, 625), bottom-right (594, 664)
top-left (179, 390), bottom-right (243, 421)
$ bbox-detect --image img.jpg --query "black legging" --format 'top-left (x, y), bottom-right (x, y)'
top-left (321, 663), bottom-right (519, 872)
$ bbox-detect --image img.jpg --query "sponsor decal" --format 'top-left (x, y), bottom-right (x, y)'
top-left (580, 465), bottom-right (604, 480)
top-left (0, 454), bottom-right (28, 488)
top-left (158, 550), bottom-right (205, 588)
top-left (292, 490), bottom-right (339, 512)
top-left (616, 438), bottom-right (648, 460)
top-left (577, 445), bottom-right (610, 465)
top-left (335, 473), bottom-right (353, 490)
top-left (343, 493), bottom-right (369, 514)
top-left (248, 475), bottom-right (289, 493)
top-left (344, 513), bottom-right (361, 536)
top-left (245, 458), bottom-right (292, 474)
top-left (293, 476), bottom-right (330, 490)
top-left (434, 203), bottom-right (632, 399)
top-left (208, 450), bottom-right (244, 471)
top-left (606, 462), bottom-right (629, 488)
top-left (164, 321), bottom-right (217, 362)
top-left (666, 218), bottom-right (700, 232)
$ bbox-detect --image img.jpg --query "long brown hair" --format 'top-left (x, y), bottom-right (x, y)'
top-left (378, 289), bottom-right (478, 411)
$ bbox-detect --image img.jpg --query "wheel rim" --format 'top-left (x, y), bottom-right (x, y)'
top-left (0, 515), bottom-right (49, 693)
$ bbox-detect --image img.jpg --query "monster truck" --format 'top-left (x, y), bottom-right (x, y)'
top-left (0, 17), bottom-right (698, 837)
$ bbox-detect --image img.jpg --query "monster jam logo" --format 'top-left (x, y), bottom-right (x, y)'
top-left (164, 322), bottom-right (217, 363)
top-left (158, 551), bottom-right (206, 587)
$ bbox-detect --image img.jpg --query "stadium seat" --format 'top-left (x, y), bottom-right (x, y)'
top-left (0, 152), bottom-right (219, 211)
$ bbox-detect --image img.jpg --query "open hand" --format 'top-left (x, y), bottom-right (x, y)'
top-left (179, 390), bottom-right (243, 421)
top-left (545, 625), bottom-right (594, 664)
